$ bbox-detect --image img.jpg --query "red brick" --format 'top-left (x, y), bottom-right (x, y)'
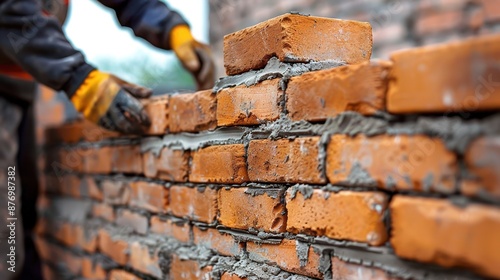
top-left (193, 227), bottom-right (242, 256)
top-left (142, 147), bottom-right (189, 182)
top-left (53, 222), bottom-right (98, 252)
top-left (224, 14), bottom-right (372, 75)
top-left (463, 136), bottom-right (500, 199)
top-left (169, 186), bottom-right (218, 223)
top-left (98, 229), bottom-right (129, 265)
top-left (217, 79), bottom-right (283, 126)
top-left (116, 209), bottom-right (149, 235)
top-left (247, 239), bottom-right (322, 278)
top-left (479, 0), bottom-right (500, 22)
top-left (82, 257), bottom-right (107, 279)
top-left (387, 34), bottom-right (500, 113)
top-left (169, 90), bottom-right (217, 132)
top-left (83, 146), bottom-right (113, 174)
top-left (248, 137), bottom-right (325, 184)
top-left (287, 61), bottom-right (390, 122)
top-left (221, 273), bottom-right (247, 280)
top-left (286, 189), bottom-right (388, 246)
top-left (35, 237), bottom-right (82, 275)
top-left (58, 147), bottom-right (84, 172)
top-left (59, 174), bottom-right (81, 198)
top-left (92, 203), bottom-right (115, 222)
top-left (331, 257), bottom-right (398, 280)
top-left (390, 196), bottom-right (500, 279)
top-left (101, 180), bottom-right (130, 205)
top-left (41, 264), bottom-right (58, 280)
top-left (45, 120), bottom-right (119, 144)
top-left (169, 256), bottom-right (212, 280)
top-left (415, 10), bottom-right (464, 36)
top-left (111, 145), bottom-right (143, 174)
top-left (218, 187), bottom-right (286, 233)
top-left (81, 176), bottom-right (103, 201)
top-left (150, 216), bottom-right (190, 242)
top-left (129, 241), bottom-right (162, 278)
top-left (109, 270), bottom-right (141, 280)
top-left (143, 95), bottom-right (169, 135)
top-left (326, 135), bottom-right (457, 193)
top-left (190, 144), bottom-right (249, 183)
top-left (130, 181), bottom-right (168, 213)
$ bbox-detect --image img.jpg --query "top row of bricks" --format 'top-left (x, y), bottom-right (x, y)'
top-left (223, 13), bottom-right (372, 75)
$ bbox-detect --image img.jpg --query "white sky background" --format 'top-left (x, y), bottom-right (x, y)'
top-left (63, 0), bottom-right (209, 84)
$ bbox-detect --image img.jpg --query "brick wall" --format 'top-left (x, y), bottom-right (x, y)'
top-left (209, 0), bottom-right (500, 77)
top-left (39, 13), bottom-right (500, 280)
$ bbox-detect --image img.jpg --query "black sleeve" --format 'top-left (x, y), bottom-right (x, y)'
top-left (97, 0), bottom-right (188, 50)
top-left (0, 0), bottom-right (95, 98)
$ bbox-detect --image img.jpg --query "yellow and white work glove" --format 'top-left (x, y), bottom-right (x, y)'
top-left (71, 70), bottom-right (151, 134)
top-left (170, 25), bottom-right (215, 90)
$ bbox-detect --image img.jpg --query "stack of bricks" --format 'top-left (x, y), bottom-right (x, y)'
top-left (40, 13), bottom-right (500, 280)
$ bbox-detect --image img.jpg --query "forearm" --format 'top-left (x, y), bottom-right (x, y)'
top-left (97, 0), bottom-right (187, 50)
top-left (0, 0), bottom-right (94, 97)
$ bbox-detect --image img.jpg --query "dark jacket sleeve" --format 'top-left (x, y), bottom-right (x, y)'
top-left (97, 0), bottom-right (187, 50)
top-left (0, 0), bottom-right (95, 98)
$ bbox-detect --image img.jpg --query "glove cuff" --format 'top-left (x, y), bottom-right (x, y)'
top-left (170, 25), bottom-right (195, 51)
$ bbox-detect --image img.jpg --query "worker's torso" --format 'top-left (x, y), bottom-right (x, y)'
top-left (0, 0), bottom-right (69, 79)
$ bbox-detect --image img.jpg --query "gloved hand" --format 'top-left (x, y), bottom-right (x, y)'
top-left (170, 25), bottom-right (215, 90)
top-left (70, 70), bottom-right (152, 134)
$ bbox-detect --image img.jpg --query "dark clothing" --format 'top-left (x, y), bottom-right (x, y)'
top-left (0, 0), bottom-right (187, 98)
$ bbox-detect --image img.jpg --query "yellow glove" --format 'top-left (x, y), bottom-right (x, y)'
top-left (171, 25), bottom-right (215, 90)
top-left (71, 70), bottom-right (152, 134)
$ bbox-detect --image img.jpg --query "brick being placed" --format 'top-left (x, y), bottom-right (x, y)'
top-left (224, 13), bottom-right (372, 75)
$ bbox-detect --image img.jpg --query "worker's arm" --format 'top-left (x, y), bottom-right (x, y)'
top-left (98, 0), bottom-right (215, 89)
top-left (0, 0), bottom-right (151, 134)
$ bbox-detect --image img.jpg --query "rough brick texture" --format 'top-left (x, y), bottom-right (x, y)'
top-left (169, 90), bottom-right (217, 133)
top-left (287, 61), bottom-right (391, 121)
top-left (142, 147), bottom-right (189, 182)
top-left (190, 144), bottom-right (249, 183)
top-left (143, 95), bottom-right (169, 135)
top-left (391, 196), bottom-right (500, 279)
top-left (224, 13), bottom-right (372, 75)
top-left (217, 79), bottom-right (283, 126)
top-left (388, 34), bottom-right (500, 114)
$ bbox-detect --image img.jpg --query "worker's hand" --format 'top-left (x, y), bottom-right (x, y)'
top-left (70, 70), bottom-right (152, 134)
top-left (171, 25), bottom-right (215, 90)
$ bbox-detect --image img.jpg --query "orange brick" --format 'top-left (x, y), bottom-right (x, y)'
top-left (109, 270), bottom-right (141, 280)
top-left (129, 241), bottom-right (162, 278)
top-left (479, 0), bottom-right (500, 21)
top-left (82, 257), bottom-right (107, 279)
top-left (286, 189), bottom-right (388, 245)
top-left (190, 144), bottom-right (249, 183)
top-left (169, 186), bottom-right (218, 223)
top-left (390, 196), bottom-right (500, 279)
top-left (287, 61), bottom-right (390, 121)
top-left (193, 227), bottom-right (242, 256)
top-left (45, 120), bottom-right (119, 144)
top-left (59, 174), bottom-right (81, 198)
top-left (111, 145), bottom-right (143, 174)
top-left (58, 147), bottom-right (84, 172)
top-left (331, 257), bottom-right (398, 280)
top-left (130, 181), bottom-right (168, 213)
top-left (224, 14), bottom-right (372, 75)
top-left (218, 187), bottom-right (286, 233)
top-left (150, 216), bottom-right (190, 242)
top-left (101, 180), bottom-right (130, 205)
top-left (98, 229), bottom-right (129, 265)
top-left (142, 147), bottom-right (189, 182)
top-left (169, 90), bottom-right (217, 132)
top-left (53, 222), bottom-right (98, 252)
top-left (83, 146), bottom-right (113, 174)
top-left (169, 256), bottom-right (211, 280)
top-left (92, 203), bottom-right (115, 222)
top-left (35, 237), bottom-right (82, 276)
top-left (247, 239), bottom-right (322, 278)
top-left (463, 136), bottom-right (500, 199)
top-left (217, 79), bottom-right (283, 126)
top-left (248, 137), bottom-right (325, 184)
top-left (326, 135), bottom-right (457, 193)
top-left (81, 176), bottom-right (103, 201)
top-left (116, 209), bottom-right (149, 235)
top-left (221, 273), bottom-right (247, 280)
top-left (387, 34), bottom-right (500, 113)
top-left (143, 95), bottom-right (169, 135)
